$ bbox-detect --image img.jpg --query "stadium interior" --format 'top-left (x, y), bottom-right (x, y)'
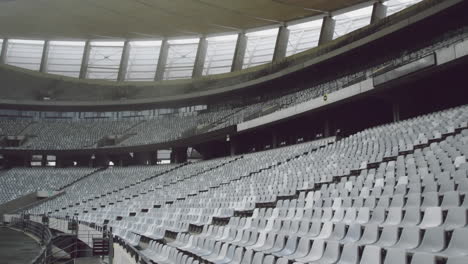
top-left (1, 0), bottom-right (468, 263)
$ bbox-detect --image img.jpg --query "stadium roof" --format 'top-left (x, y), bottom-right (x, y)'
top-left (0, 0), bottom-right (371, 39)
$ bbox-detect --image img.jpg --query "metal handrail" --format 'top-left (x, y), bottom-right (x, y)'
top-left (10, 217), bottom-right (53, 264)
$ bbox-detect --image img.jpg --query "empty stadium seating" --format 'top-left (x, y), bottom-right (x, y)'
top-left (15, 104), bottom-right (467, 264)
top-left (1, 2), bottom-right (468, 264)
top-left (0, 167), bottom-right (96, 204)
top-left (0, 26), bottom-right (467, 151)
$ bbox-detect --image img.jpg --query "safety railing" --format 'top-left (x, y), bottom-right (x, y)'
top-left (10, 216), bottom-right (52, 264)
top-left (11, 215), bottom-right (113, 264)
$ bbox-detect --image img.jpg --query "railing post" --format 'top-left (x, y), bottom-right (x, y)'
top-left (109, 230), bottom-right (114, 264)
top-left (41, 223), bottom-right (45, 245)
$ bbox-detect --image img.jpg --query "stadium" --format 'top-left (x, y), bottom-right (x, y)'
top-left (0, 0), bottom-right (468, 263)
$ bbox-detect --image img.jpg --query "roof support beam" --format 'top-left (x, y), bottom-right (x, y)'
top-left (39, 40), bottom-right (50, 73)
top-left (155, 39), bottom-right (169, 81)
top-left (79, 40), bottom-right (91, 79)
top-left (117, 40), bottom-right (131, 81)
top-left (273, 25), bottom-right (290, 62)
top-left (0, 39), bottom-right (9, 64)
top-left (231, 32), bottom-right (247, 72)
top-left (192, 36), bottom-right (208, 78)
top-left (371, 1), bottom-right (388, 24)
top-left (318, 16), bottom-right (336, 45)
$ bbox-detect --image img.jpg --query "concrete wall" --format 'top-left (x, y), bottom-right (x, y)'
top-left (238, 79), bottom-right (374, 131)
top-left (436, 38), bottom-right (468, 65)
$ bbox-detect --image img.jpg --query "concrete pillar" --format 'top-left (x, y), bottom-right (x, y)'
top-left (392, 102), bottom-right (400, 122)
top-left (41, 155), bottom-right (47, 167)
top-left (177, 147), bottom-right (188, 163)
top-left (371, 1), bottom-right (388, 24)
top-left (170, 150), bottom-right (175, 164)
top-left (79, 40), bottom-right (91, 79)
top-left (117, 40), bottom-right (131, 81)
top-left (116, 155), bottom-right (124, 167)
top-left (0, 39), bottom-right (9, 64)
top-left (272, 26), bottom-right (290, 62)
top-left (154, 39), bottom-right (169, 81)
top-left (230, 137), bottom-right (238, 156)
top-left (152, 151), bottom-right (158, 165)
top-left (231, 32), bottom-right (247, 72)
top-left (324, 119), bottom-right (331, 137)
top-left (272, 131), bottom-right (278, 148)
top-left (134, 151), bottom-right (152, 165)
top-left (23, 156), bottom-right (30, 167)
top-left (56, 156), bottom-right (74, 168)
top-left (39, 40), bottom-right (50, 73)
top-left (192, 37), bottom-right (208, 78)
top-left (318, 16), bottom-right (336, 45)
top-left (55, 156), bottom-right (63, 168)
top-left (171, 147), bottom-right (188, 164)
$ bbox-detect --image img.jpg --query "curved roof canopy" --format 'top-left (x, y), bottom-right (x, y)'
top-left (0, 0), bottom-right (371, 39)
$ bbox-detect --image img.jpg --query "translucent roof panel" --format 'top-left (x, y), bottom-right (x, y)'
top-left (203, 34), bottom-right (238, 75)
top-left (86, 41), bottom-right (124, 80)
top-left (287, 20), bottom-right (323, 56)
top-left (333, 6), bottom-right (373, 39)
top-left (47, 41), bottom-right (85, 78)
top-left (6, 39), bottom-right (45, 71)
top-left (385, 0), bottom-right (423, 16)
top-left (125, 40), bottom-right (162, 81)
top-left (164, 38), bottom-right (199, 80)
top-left (243, 28), bottom-right (279, 69)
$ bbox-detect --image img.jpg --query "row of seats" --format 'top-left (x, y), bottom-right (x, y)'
top-left (19, 104), bottom-right (467, 264)
top-left (0, 167), bottom-right (96, 204)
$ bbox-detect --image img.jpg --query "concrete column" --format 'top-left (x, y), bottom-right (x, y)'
top-left (230, 137), bottom-right (238, 156)
top-left (134, 151), bottom-right (152, 165)
top-left (392, 102), bottom-right (400, 122)
top-left (39, 40), bottom-right (50, 73)
top-left (79, 40), bottom-right (91, 79)
top-left (154, 39), bottom-right (169, 81)
top-left (23, 156), bottom-right (31, 167)
top-left (324, 119), bottom-right (331, 137)
top-left (116, 155), bottom-right (124, 167)
top-left (272, 26), bottom-right (290, 62)
top-left (231, 32), bottom-right (247, 72)
top-left (55, 156), bottom-right (63, 168)
top-left (56, 156), bottom-right (74, 168)
top-left (171, 147), bottom-right (188, 163)
top-left (41, 155), bottom-right (47, 167)
top-left (1, 39), bottom-right (9, 64)
top-left (272, 131), bottom-right (278, 148)
top-left (318, 16), bottom-right (336, 45)
top-left (177, 147), bottom-right (188, 163)
top-left (117, 40), bottom-right (131, 81)
top-left (170, 150), bottom-right (175, 163)
top-left (371, 1), bottom-right (388, 24)
top-left (192, 36), bottom-right (208, 78)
